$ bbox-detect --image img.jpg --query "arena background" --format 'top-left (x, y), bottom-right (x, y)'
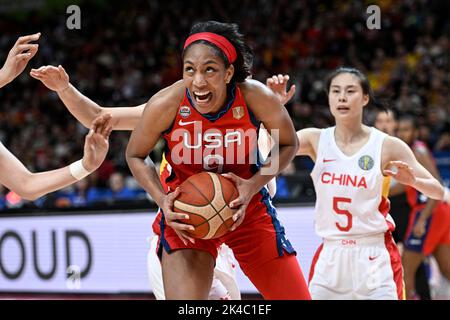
top-left (0, 0), bottom-right (449, 299)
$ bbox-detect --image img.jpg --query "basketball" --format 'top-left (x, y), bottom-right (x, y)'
top-left (173, 172), bottom-right (238, 239)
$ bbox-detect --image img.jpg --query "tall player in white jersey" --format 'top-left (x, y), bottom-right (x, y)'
top-left (267, 69), bottom-right (450, 300)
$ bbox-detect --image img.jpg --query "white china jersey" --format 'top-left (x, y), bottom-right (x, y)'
top-left (310, 127), bottom-right (395, 239)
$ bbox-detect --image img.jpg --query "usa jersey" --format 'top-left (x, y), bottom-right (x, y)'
top-left (152, 84), bottom-right (297, 263)
top-left (310, 127), bottom-right (395, 239)
top-left (162, 84), bottom-right (261, 191)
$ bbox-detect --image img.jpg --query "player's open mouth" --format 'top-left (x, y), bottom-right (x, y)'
top-left (193, 91), bottom-right (212, 104)
top-left (337, 106), bottom-right (350, 111)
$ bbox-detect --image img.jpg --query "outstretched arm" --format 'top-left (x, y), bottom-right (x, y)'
top-left (30, 65), bottom-right (144, 130)
top-left (0, 115), bottom-right (112, 200)
top-left (0, 33), bottom-right (40, 88)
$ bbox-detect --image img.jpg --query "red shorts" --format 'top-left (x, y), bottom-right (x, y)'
top-left (154, 189), bottom-right (311, 299)
top-left (404, 202), bottom-right (450, 255)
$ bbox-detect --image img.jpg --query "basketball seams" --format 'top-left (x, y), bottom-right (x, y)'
top-left (217, 186), bottom-right (237, 225)
top-left (187, 176), bottom-right (220, 213)
top-left (207, 172), bottom-right (227, 212)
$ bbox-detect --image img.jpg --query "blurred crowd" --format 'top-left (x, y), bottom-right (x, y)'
top-left (0, 0), bottom-right (448, 209)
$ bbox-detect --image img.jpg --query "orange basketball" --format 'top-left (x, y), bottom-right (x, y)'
top-left (173, 172), bottom-right (238, 239)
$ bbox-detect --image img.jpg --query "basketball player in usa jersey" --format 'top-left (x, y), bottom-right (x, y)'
top-left (32, 64), bottom-right (244, 300)
top-left (126, 21), bottom-right (310, 300)
top-left (32, 22), bottom-right (310, 299)
top-left (267, 68), bottom-right (449, 300)
top-left (31, 64), bottom-right (281, 302)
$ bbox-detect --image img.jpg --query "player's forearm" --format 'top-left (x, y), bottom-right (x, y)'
top-left (57, 83), bottom-right (103, 128)
top-left (0, 70), bottom-right (9, 88)
top-left (126, 156), bottom-right (166, 206)
top-left (17, 166), bottom-right (82, 201)
top-left (412, 177), bottom-right (445, 201)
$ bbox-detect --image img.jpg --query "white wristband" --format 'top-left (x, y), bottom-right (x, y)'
top-left (444, 187), bottom-right (450, 204)
top-left (69, 160), bottom-right (91, 180)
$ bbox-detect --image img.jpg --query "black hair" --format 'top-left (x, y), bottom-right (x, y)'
top-left (182, 21), bottom-right (253, 83)
top-left (375, 107), bottom-right (399, 120)
top-left (325, 67), bottom-right (387, 111)
top-left (398, 113), bottom-right (418, 128)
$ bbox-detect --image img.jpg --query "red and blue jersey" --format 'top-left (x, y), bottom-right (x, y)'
top-left (404, 140), bottom-right (450, 254)
top-left (152, 84), bottom-right (295, 258)
top-left (161, 84), bottom-right (261, 188)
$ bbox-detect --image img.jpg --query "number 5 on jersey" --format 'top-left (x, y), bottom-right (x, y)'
top-left (333, 197), bottom-right (353, 232)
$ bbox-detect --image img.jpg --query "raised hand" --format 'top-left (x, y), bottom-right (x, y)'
top-left (0, 33), bottom-right (40, 87)
top-left (82, 114), bottom-right (113, 172)
top-left (266, 74), bottom-right (296, 105)
top-left (30, 65), bottom-right (70, 92)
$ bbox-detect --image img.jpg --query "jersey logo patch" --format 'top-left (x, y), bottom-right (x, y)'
top-left (358, 155), bottom-right (374, 171)
top-left (180, 106), bottom-right (191, 118)
top-left (232, 106), bottom-right (244, 120)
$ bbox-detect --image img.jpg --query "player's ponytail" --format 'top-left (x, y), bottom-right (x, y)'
top-left (325, 67), bottom-right (388, 112)
top-left (183, 21), bottom-right (253, 84)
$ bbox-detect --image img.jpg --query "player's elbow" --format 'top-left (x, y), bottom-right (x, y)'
top-left (15, 188), bottom-right (40, 201)
top-left (286, 135), bottom-right (299, 158)
top-left (125, 145), bottom-right (134, 163)
top-left (80, 106), bottom-right (104, 129)
top-left (292, 134), bottom-right (299, 152)
top-left (125, 145), bottom-right (143, 168)
top-left (17, 175), bottom-right (44, 201)
top-left (21, 192), bottom-right (40, 201)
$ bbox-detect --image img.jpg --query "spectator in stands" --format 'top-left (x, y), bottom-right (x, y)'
top-left (105, 172), bottom-right (137, 201)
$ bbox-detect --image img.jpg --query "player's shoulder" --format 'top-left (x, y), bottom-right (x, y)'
top-left (383, 135), bottom-right (404, 148)
top-left (303, 127), bottom-right (323, 136)
top-left (381, 135), bottom-right (414, 162)
top-left (147, 80), bottom-right (185, 110)
top-left (299, 127), bottom-right (322, 143)
top-left (238, 79), bottom-right (282, 118)
top-left (142, 80), bottom-right (185, 130)
top-left (238, 79), bottom-right (274, 99)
